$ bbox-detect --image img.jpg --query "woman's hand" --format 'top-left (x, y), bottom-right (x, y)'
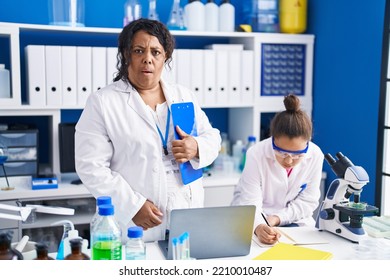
top-left (255, 224), bottom-right (281, 245)
top-left (132, 200), bottom-right (163, 230)
top-left (172, 125), bottom-right (199, 163)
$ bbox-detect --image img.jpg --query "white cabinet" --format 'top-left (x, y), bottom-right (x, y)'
top-left (0, 22), bottom-right (314, 188)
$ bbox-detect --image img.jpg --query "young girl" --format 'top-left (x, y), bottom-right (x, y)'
top-left (232, 94), bottom-right (324, 244)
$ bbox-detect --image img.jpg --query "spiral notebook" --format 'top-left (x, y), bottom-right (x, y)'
top-left (171, 102), bottom-right (203, 185)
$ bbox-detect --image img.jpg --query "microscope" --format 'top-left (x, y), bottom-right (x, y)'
top-left (316, 152), bottom-right (378, 243)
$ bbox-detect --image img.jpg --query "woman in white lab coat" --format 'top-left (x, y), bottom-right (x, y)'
top-left (232, 94), bottom-right (324, 245)
top-left (75, 19), bottom-right (221, 242)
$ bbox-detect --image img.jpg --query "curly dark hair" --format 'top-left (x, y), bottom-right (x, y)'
top-left (113, 18), bottom-right (175, 82)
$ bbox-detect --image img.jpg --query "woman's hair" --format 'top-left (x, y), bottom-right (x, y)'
top-left (114, 18), bottom-right (175, 82)
top-left (270, 94), bottom-right (312, 140)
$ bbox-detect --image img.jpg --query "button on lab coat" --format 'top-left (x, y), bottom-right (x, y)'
top-left (75, 79), bottom-right (221, 242)
top-left (232, 137), bottom-right (324, 228)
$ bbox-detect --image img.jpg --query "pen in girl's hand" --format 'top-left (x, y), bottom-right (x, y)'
top-left (261, 213), bottom-right (279, 243)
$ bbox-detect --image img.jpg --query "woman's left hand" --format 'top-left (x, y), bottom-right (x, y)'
top-left (171, 125), bottom-right (199, 163)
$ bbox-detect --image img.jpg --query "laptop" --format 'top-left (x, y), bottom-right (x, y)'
top-left (158, 205), bottom-right (256, 260)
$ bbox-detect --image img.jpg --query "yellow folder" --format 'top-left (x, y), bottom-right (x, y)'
top-left (253, 242), bottom-right (333, 260)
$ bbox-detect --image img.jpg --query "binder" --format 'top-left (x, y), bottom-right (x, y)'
top-left (162, 50), bottom-right (177, 84)
top-left (76, 46), bottom-right (92, 107)
top-left (203, 49), bottom-right (216, 106)
top-left (215, 50), bottom-right (229, 105)
top-left (175, 49), bottom-right (191, 89)
top-left (228, 50), bottom-right (241, 105)
top-left (106, 47), bottom-right (117, 84)
top-left (45, 45), bottom-right (62, 106)
top-left (253, 242), bottom-right (333, 260)
top-left (171, 102), bottom-right (203, 185)
top-left (25, 45), bottom-right (46, 106)
top-left (241, 50), bottom-right (254, 105)
top-left (190, 50), bottom-right (204, 105)
top-left (92, 47), bottom-right (107, 92)
top-left (61, 46), bottom-right (77, 106)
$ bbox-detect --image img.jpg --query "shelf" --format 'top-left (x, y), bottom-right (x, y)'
top-left (20, 212), bottom-right (93, 229)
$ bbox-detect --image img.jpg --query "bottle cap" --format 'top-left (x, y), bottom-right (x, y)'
top-left (68, 229), bottom-right (79, 240)
top-left (35, 242), bottom-right (49, 251)
top-left (98, 204), bottom-right (114, 216)
top-left (127, 226), bottom-right (143, 238)
top-left (69, 238), bottom-right (83, 248)
top-left (96, 196), bottom-right (112, 206)
top-left (248, 136), bottom-right (256, 142)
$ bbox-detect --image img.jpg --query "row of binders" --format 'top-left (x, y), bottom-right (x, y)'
top-left (163, 46), bottom-right (254, 107)
top-left (25, 45), bottom-right (117, 107)
top-left (25, 44), bottom-right (255, 107)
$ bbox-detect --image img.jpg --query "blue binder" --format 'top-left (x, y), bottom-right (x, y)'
top-left (171, 102), bottom-right (203, 185)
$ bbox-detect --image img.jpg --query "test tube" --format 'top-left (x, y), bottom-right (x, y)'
top-left (179, 232), bottom-right (190, 260)
top-left (172, 237), bottom-right (179, 260)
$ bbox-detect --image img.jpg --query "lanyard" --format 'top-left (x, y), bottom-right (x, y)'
top-left (156, 109), bottom-right (170, 156)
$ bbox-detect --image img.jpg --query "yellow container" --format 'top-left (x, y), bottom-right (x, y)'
top-left (279, 0), bottom-right (307, 34)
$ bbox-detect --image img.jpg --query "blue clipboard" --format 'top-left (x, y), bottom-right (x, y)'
top-left (171, 102), bottom-right (203, 185)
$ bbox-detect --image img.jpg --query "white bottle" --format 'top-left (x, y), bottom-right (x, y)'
top-left (185, 0), bottom-right (205, 31)
top-left (148, 0), bottom-right (159, 20)
top-left (0, 64), bottom-right (10, 99)
top-left (125, 226), bottom-right (146, 260)
top-left (219, 0), bottom-right (235, 32)
top-left (232, 140), bottom-right (244, 172)
top-left (205, 0), bottom-right (219, 32)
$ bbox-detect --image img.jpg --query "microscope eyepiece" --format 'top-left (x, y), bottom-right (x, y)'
top-left (325, 154), bottom-right (336, 165)
top-left (326, 152), bottom-right (354, 178)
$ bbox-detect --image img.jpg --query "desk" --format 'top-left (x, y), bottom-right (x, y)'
top-left (144, 230), bottom-right (390, 260)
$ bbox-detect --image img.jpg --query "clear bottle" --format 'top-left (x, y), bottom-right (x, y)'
top-left (125, 226), bottom-right (146, 260)
top-left (205, 0), bottom-right (219, 32)
top-left (252, 0), bottom-right (279, 32)
top-left (123, 0), bottom-right (142, 27)
top-left (148, 0), bottom-right (159, 20)
top-left (0, 232), bottom-right (23, 260)
top-left (90, 196), bottom-right (112, 235)
top-left (167, 0), bottom-right (186, 30)
top-left (239, 135), bottom-right (257, 171)
top-left (64, 238), bottom-right (90, 260)
top-left (0, 64), bottom-right (11, 99)
top-left (91, 204), bottom-right (122, 260)
top-left (219, 0), bottom-right (235, 32)
top-left (34, 242), bottom-right (54, 260)
top-left (232, 139), bottom-right (245, 171)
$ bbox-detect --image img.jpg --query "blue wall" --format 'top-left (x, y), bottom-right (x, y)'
top-left (0, 0), bottom-right (387, 207)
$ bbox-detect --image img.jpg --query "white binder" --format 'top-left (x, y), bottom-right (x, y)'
top-left (203, 49), bottom-right (216, 106)
top-left (176, 49), bottom-right (191, 89)
top-left (162, 50), bottom-right (177, 84)
top-left (61, 46), bottom-right (77, 106)
top-left (45, 45), bottom-right (62, 106)
top-left (76, 46), bottom-right (92, 107)
top-left (216, 50), bottom-right (229, 105)
top-left (241, 50), bottom-right (254, 105)
top-left (92, 47), bottom-right (107, 92)
top-left (190, 49), bottom-right (204, 105)
top-left (25, 45), bottom-right (46, 106)
top-left (106, 47), bottom-right (117, 84)
top-left (228, 50), bottom-right (241, 105)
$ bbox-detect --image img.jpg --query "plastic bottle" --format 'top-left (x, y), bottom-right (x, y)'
top-left (232, 140), bottom-right (245, 171)
top-left (62, 227), bottom-right (89, 258)
top-left (0, 64), bottom-right (11, 99)
top-left (91, 204), bottom-right (122, 260)
top-left (90, 196), bottom-right (112, 233)
top-left (279, 0), bottom-right (307, 34)
top-left (125, 226), bottom-right (146, 260)
top-left (0, 232), bottom-right (23, 260)
top-left (64, 238), bottom-right (90, 260)
top-left (205, 0), bottom-right (219, 32)
top-left (148, 0), bottom-right (159, 20)
top-left (239, 136), bottom-right (257, 171)
top-left (167, 0), bottom-right (186, 30)
top-left (52, 220), bottom-right (74, 260)
top-left (34, 242), bottom-right (54, 260)
top-left (252, 0), bottom-right (279, 32)
top-left (219, 0), bottom-right (235, 32)
top-left (123, 0), bottom-right (142, 27)
top-left (185, 0), bottom-right (205, 31)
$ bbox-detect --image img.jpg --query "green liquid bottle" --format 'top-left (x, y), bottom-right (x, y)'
top-left (91, 204), bottom-right (122, 260)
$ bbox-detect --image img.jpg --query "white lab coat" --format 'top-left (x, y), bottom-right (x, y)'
top-left (75, 79), bottom-right (221, 242)
top-left (232, 137), bottom-right (324, 228)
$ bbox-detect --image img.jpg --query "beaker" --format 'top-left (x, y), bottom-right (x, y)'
top-left (48, 0), bottom-right (85, 27)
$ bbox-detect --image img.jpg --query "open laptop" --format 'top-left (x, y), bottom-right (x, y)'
top-left (158, 205), bottom-right (256, 260)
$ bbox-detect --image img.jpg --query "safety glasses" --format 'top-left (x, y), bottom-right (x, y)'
top-left (272, 137), bottom-right (308, 160)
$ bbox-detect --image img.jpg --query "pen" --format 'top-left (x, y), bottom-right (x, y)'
top-left (261, 213), bottom-right (279, 243)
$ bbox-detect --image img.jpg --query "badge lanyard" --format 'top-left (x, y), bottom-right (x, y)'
top-left (156, 109), bottom-right (170, 156)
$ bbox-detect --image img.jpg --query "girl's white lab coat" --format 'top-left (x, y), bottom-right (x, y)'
top-left (75, 79), bottom-right (221, 242)
top-left (232, 137), bottom-right (324, 228)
